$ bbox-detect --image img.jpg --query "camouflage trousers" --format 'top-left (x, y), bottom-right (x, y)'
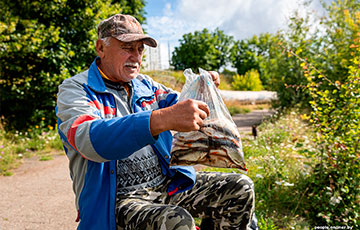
top-left (116, 171), bottom-right (255, 230)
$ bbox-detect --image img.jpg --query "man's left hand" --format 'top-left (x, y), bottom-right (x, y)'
top-left (208, 71), bottom-right (220, 88)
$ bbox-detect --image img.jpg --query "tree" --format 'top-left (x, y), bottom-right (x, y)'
top-left (259, 0), bottom-right (360, 109)
top-left (230, 33), bottom-right (273, 88)
top-left (0, 0), bottom-right (146, 130)
top-left (171, 28), bottom-right (233, 71)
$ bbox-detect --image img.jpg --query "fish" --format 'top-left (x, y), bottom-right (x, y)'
top-left (170, 119), bottom-right (247, 171)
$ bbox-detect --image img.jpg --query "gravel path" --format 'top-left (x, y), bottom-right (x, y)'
top-left (0, 153), bottom-right (78, 230)
top-left (0, 109), bottom-right (275, 230)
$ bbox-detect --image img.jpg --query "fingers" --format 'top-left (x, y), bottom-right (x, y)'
top-left (208, 71), bottom-right (220, 88)
top-left (197, 101), bottom-right (210, 118)
top-left (189, 100), bottom-right (210, 130)
top-left (163, 99), bottom-right (210, 132)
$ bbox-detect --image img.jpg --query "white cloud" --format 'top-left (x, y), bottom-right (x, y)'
top-left (144, 0), bottom-right (328, 69)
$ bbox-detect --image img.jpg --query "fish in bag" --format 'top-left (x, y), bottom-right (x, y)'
top-left (170, 68), bottom-right (247, 171)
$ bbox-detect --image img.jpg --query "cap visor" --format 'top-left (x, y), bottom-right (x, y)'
top-left (114, 34), bottom-right (157, 47)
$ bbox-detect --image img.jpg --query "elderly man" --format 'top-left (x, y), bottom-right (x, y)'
top-left (56, 14), bottom-right (257, 230)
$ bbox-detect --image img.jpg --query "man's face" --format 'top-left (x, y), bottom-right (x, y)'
top-left (98, 38), bottom-right (144, 82)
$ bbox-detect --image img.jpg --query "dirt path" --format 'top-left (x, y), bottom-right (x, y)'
top-left (0, 153), bottom-right (78, 230)
top-left (0, 109), bottom-right (275, 230)
top-left (234, 109), bottom-right (276, 135)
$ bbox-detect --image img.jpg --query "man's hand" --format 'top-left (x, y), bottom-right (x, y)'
top-left (208, 71), bottom-right (220, 88)
top-left (150, 99), bottom-right (210, 136)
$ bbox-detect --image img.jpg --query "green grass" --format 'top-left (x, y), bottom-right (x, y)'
top-left (227, 106), bottom-right (251, 116)
top-left (142, 70), bottom-right (185, 92)
top-left (141, 70), bottom-right (234, 91)
top-left (0, 125), bottom-right (63, 176)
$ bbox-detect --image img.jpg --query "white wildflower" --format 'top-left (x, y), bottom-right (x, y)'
top-left (329, 196), bottom-right (342, 206)
top-left (283, 182), bottom-right (294, 187)
top-left (256, 174), bottom-right (263, 178)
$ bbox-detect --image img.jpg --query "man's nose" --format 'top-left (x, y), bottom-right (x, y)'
top-left (130, 48), bottom-right (142, 60)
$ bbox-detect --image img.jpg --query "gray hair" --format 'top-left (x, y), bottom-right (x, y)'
top-left (100, 37), bottom-right (111, 46)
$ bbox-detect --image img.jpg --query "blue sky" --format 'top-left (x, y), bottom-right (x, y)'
top-left (143, 0), bottom-right (330, 69)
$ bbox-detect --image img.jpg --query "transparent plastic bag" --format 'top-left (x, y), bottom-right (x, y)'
top-left (170, 68), bottom-right (247, 171)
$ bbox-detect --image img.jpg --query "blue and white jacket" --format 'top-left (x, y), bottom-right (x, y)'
top-left (56, 57), bottom-right (196, 230)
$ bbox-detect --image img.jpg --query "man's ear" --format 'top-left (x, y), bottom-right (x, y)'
top-left (96, 39), bottom-right (105, 58)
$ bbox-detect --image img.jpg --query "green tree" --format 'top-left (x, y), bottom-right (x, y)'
top-left (0, 0), bottom-right (146, 130)
top-left (230, 33), bottom-right (273, 87)
top-left (171, 28), bottom-right (234, 71)
top-left (258, 0), bottom-right (360, 109)
top-left (314, 0), bottom-right (360, 84)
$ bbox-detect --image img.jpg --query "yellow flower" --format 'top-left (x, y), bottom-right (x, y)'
top-left (300, 114), bottom-right (310, 120)
top-left (41, 117), bottom-right (45, 121)
top-left (48, 125), bottom-right (54, 130)
top-left (35, 125), bottom-right (39, 129)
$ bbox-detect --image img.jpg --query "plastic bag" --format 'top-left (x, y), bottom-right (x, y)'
top-left (170, 68), bottom-right (247, 171)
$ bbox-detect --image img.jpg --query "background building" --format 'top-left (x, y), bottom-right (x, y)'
top-left (142, 45), bottom-right (161, 70)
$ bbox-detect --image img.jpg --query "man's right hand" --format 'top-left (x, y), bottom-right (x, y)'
top-left (150, 99), bottom-right (210, 136)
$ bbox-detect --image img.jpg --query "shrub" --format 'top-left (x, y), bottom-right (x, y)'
top-left (284, 10), bottom-right (360, 226)
top-left (301, 43), bottom-right (359, 226)
top-left (231, 69), bottom-right (263, 91)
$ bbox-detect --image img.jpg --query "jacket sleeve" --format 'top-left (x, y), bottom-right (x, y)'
top-left (56, 78), bottom-right (157, 163)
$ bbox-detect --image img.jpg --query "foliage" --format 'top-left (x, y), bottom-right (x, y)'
top-left (226, 106), bottom-right (250, 116)
top-left (264, 17), bottom-right (314, 109)
top-left (231, 69), bottom-right (264, 91)
top-left (257, 217), bottom-right (279, 230)
top-left (0, 120), bottom-right (63, 176)
top-left (142, 69), bottom-right (233, 92)
top-left (171, 28), bottom-right (234, 71)
top-left (142, 70), bottom-right (186, 92)
top-left (230, 33), bottom-right (273, 88)
top-left (0, 0), bottom-right (146, 130)
top-left (299, 24), bottom-right (359, 228)
top-left (262, 0), bottom-right (360, 110)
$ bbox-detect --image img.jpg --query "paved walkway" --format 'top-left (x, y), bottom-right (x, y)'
top-left (234, 109), bottom-right (276, 135)
top-left (0, 153), bottom-right (78, 230)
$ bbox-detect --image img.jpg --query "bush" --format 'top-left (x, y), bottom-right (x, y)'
top-left (300, 39), bottom-right (360, 226)
top-left (284, 9), bottom-right (360, 226)
top-left (231, 69), bottom-right (263, 91)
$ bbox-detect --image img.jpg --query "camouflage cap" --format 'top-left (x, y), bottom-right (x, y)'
top-left (97, 14), bottom-right (157, 47)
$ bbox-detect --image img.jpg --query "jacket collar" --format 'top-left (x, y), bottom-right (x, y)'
top-left (88, 57), bottom-right (107, 92)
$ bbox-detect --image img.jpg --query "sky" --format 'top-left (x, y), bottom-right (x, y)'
top-left (143, 0), bottom-right (331, 69)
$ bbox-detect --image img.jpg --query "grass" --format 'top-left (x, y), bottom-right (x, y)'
top-left (142, 70), bottom-right (234, 92)
top-left (0, 124), bottom-right (64, 176)
top-left (201, 110), bottom-right (320, 229)
top-left (142, 70), bottom-right (186, 92)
